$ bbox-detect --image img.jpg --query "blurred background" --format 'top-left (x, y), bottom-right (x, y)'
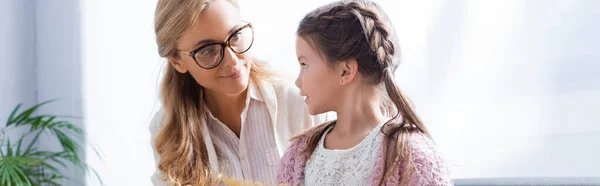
top-left (1, 0), bottom-right (599, 185)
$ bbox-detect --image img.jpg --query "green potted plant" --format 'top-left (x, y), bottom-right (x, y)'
top-left (0, 100), bottom-right (102, 185)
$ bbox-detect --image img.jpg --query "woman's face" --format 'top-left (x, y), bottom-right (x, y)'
top-left (170, 0), bottom-right (253, 96)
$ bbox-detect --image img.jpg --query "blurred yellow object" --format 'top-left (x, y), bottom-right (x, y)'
top-left (212, 174), bottom-right (288, 186)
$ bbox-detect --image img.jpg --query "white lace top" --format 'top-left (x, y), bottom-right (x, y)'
top-left (304, 122), bottom-right (384, 186)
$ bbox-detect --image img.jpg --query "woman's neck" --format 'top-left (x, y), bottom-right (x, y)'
top-left (203, 87), bottom-right (248, 137)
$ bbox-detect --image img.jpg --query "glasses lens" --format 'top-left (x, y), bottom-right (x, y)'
top-left (194, 44), bottom-right (223, 68)
top-left (229, 26), bottom-right (254, 53)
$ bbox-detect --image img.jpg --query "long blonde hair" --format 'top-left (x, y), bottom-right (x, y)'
top-left (293, 1), bottom-right (432, 185)
top-left (153, 0), bottom-right (274, 185)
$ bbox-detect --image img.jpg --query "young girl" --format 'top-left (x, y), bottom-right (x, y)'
top-left (277, 0), bottom-right (453, 185)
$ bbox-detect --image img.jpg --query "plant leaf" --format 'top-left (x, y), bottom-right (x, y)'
top-left (53, 129), bottom-right (80, 161)
top-left (15, 135), bottom-right (25, 156)
top-left (48, 156), bottom-right (69, 169)
top-left (38, 178), bottom-right (62, 186)
top-left (0, 161), bottom-right (10, 185)
top-left (22, 130), bottom-right (44, 157)
top-left (6, 103), bottom-right (22, 126)
top-left (39, 116), bottom-right (57, 130)
top-left (50, 121), bottom-right (84, 136)
top-left (8, 160), bottom-right (32, 186)
top-left (6, 138), bottom-right (12, 156)
top-left (3, 100), bottom-right (103, 185)
top-left (0, 156), bottom-right (36, 186)
top-left (8, 100), bottom-right (56, 127)
top-left (26, 115), bottom-right (46, 131)
top-left (0, 138), bottom-right (5, 157)
top-left (84, 162), bottom-right (105, 186)
top-left (41, 160), bottom-right (61, 174)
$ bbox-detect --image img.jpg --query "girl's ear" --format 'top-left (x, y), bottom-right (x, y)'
top-left (338, 59), bottom-right (358, 85)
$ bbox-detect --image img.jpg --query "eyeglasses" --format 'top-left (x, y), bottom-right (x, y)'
top-left (180, 23), bottom-right (254, 69)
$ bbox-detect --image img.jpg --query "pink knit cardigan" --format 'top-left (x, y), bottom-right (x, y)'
top-left (276, 132), bottom-right (454, 186)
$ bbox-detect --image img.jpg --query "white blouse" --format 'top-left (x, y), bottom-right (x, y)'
top-left (304, 122), bottom-right (385, 186)
top-left (204, 80), bottom-right (279, 185)
top-left (150, 79), bottom-right (334, 185)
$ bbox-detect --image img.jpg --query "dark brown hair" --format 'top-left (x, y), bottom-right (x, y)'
top-left (294, 0), bottom-right (432, 185)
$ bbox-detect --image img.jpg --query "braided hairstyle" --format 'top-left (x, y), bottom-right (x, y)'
top-left (295, 0), bottom-right (432, 185)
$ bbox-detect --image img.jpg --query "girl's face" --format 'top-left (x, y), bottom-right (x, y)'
top-left (295, 36), bottom-right (343, 115)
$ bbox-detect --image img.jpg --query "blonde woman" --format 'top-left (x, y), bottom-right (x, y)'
top-left (149, 0), bottom-right (329, 185)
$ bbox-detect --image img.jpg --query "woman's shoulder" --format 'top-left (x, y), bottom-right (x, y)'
top-left (257, 77), bottom-right (306, 109)
top-left (267, 78), bottom-right (302, 100)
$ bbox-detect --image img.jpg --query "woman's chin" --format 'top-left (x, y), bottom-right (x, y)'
top-left (219, 79), bottom-right (249, 95)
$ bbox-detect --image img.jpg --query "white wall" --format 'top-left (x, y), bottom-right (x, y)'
top-left (80, 0), bottom-right (162, 185)
top-left (0, 0), bottom-right (38, 166)
top-left (1, 0), bottom-right (86, 184)
top-left (0, 0), bottom-right (37, 126)
top-left (406, 0), bottom-right (600, 178)
top-left (35, 0), bottom-right (86, 185)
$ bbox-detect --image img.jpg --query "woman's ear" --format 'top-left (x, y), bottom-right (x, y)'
top-left (168, 57), bottom-right (188, 73)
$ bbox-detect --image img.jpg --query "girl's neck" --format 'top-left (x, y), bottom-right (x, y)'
top-left (332, 85), bottom-right (386, 137)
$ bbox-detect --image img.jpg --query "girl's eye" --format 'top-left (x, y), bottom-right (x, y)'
top-left (300, 63), bottom-right (308, 69)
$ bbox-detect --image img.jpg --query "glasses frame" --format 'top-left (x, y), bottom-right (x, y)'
top-left (180, 23), bottom-right (254, 69)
